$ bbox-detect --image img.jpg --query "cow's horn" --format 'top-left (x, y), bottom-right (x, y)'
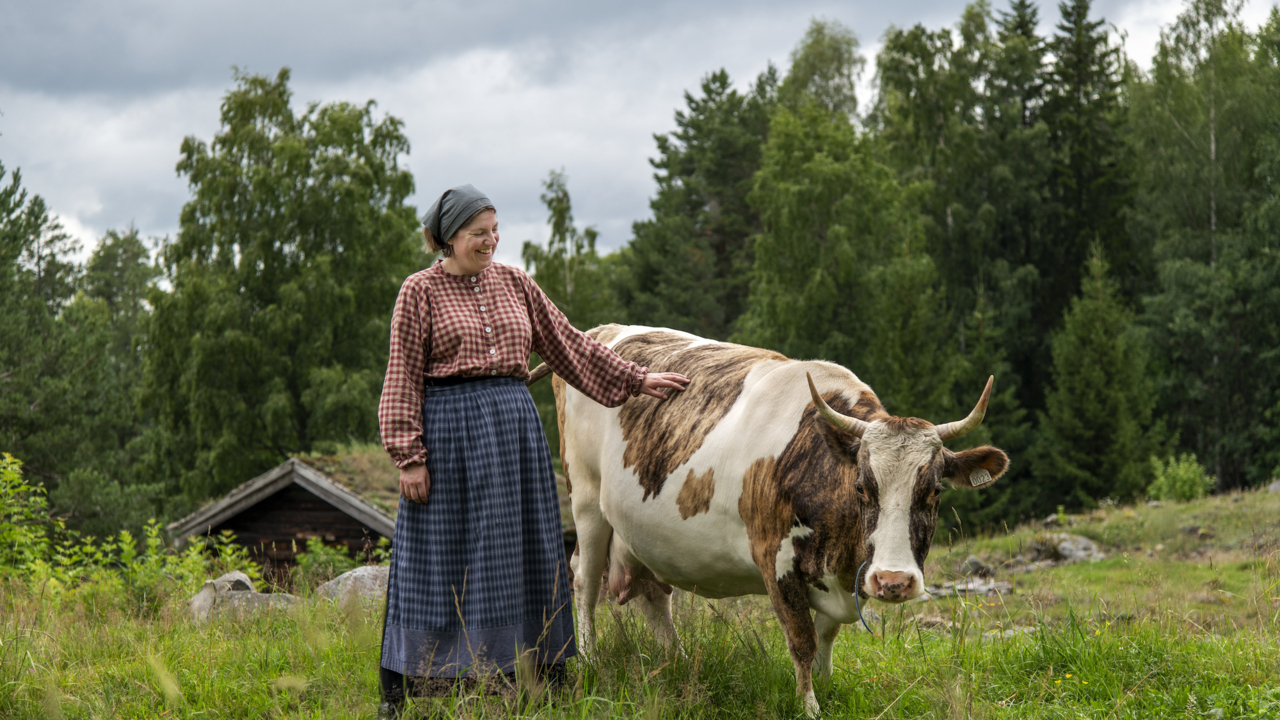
top-left (935, 376), bottom-right (994, 442)
top-left (806, 372), bottom-right (870, 438)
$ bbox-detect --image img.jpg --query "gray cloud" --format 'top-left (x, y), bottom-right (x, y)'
top-left (2, 0), bottom-right (1273, 268)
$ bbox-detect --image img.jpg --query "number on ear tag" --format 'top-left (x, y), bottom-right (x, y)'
top-left (969, 469), bottom-right (993, 487)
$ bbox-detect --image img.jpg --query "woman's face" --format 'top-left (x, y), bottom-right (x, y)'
top-left (446, 209), bottom-right (499, 275)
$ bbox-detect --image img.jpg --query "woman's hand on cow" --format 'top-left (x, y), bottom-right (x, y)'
top-left (639, 371), bottom-right (691, 400)
top-left (400, 463), bottom-right (431, 504)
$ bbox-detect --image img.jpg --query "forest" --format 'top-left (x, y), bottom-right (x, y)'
top-left (2, 0), bottom-right (1278, 537)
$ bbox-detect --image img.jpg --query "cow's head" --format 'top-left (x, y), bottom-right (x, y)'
top-left (805, 374), bottom-right (1008, 603)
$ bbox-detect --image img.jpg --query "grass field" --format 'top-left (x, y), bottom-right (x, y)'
top-left (3, 488), bottom-right (1279, 719)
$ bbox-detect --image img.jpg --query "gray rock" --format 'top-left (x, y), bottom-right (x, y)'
top-left (1042, 513), bottom-right (1061, 527)
top-left (958, 555), bottom-right (994, 578)
top-left (1269, 480), bottom-right (1280, 494)
top-left (1031, 533), bottom-right (1105, 563)
top-left (317, 565), bottom-right (389, 604)
top-left (1146, 500), bottom-right (1165, 508)
top-left (924, 577), bottom-right (1013, 598)
top-left (189, 570), bottom-right (299, 623)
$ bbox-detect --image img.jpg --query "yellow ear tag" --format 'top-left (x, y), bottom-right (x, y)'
top-left (970, 469), bottom-right (993, 487)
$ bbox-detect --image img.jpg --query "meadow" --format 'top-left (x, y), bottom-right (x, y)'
top-left (3, 488), bottom-right (1279, 720)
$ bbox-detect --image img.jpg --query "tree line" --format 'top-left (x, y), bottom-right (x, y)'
top-left (2, 0), bottom-right (1277, 536)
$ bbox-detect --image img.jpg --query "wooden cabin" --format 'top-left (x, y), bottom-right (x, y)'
top-left (166, 450), bottom-right (577, 567)
top-left (166, 458), bottom-right (395, 565)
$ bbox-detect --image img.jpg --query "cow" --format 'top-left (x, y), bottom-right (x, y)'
top-left (530, 325), bottom-right (1009, 716)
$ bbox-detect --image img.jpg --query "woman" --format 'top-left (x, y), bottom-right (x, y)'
top-left (376, 184), bottom-right (689, 715)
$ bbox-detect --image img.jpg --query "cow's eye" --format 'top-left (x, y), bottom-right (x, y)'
top-left (854, 481), bottom-right (868, 501)
top-left (931, 484), bottom-right (942, 501)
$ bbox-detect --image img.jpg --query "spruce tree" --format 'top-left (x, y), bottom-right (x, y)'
top-left (620, 68), bottom-right (775, 339)
top-left (1035, 248), bottom-right (1158, 508)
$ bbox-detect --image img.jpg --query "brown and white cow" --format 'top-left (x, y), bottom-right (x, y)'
top-left (535, 325), bottom-right (1008, 716)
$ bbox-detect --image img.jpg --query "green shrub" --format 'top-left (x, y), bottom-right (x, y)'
top-left (291, 537), bottom-right (359, 590)
top-left (1148, 453), bottom-right (1214, 502)
top-left (0, 453), bottom-right (59, 570)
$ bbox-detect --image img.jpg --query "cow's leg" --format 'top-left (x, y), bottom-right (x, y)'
top-left (812, 610), bottom-right (841, 684)
top-left (763, 574), bottom-right (820, 717)
top-left (570, 484), bottom-right (612, 658)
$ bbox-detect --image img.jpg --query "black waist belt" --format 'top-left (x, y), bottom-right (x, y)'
top-left (423, 375), bottom-right (498, 387)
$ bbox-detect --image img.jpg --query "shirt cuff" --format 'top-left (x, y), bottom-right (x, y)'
top-left (393, 447), bottom-right (428, 469)
top-left (629, 365), bottom-right (649, 397)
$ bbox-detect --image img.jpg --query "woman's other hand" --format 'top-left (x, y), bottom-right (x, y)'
top-left (639, 372), bottom-right (691, 400)
top-left (400, 463), bottom-right (431, 504)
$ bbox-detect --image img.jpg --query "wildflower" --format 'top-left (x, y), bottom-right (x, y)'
top-left (1065, 674), bottom-right (1072, 678)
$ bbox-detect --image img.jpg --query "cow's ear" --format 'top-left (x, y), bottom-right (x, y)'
top-left (941, 446), bottom-right (1008, 490)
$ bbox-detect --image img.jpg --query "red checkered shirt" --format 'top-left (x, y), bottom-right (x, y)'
top-left (378, 260), bottom-right (647, 469)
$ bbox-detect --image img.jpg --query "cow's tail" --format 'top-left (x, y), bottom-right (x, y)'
top-left (526, 363), bottom-right (553, 386)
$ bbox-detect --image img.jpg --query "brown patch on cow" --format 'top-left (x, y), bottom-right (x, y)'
top-left (909, 463), bottom-right (944, 569)
top-left (737, 456), bottom-right (789, 571)
top-left (613, 331), bottom-right (786, 500)
top-left (676, 468), bottom-right (715, 519)
top-left (738, 454), bottom-right (820, 702)
top-left (848, 389), bottom-right (933, 432)
top-left (852, 391), bottom-right (890, 421)
top-left (551, 373), bottom-right (571, 495)
top-left (776, 393), bottom-right (872, 595)
top-left (586, 323), bottom-right (623, 347)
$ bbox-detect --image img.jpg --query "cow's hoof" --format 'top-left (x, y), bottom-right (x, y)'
top-left (803, 690), bottom-right (821, 717)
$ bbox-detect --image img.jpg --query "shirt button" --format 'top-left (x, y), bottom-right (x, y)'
top-left (489, 348), bottom-right (496, 355)
top-left (479, 305), bottom-right (486, 312)
top-left (485, 327), bottom-right (491, 333)
top-left (490, 370), bottom-right (497, 375)
top-left (470, 276), bottom-right (476, 282)
top-left (472, 286), bottom-right (480, 293)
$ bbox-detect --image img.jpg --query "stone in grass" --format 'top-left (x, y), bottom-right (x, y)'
top-left (317, 565), bottom-right (389, 604)
top-left (958, 555), bottom-right (994, 578)
top-left (1030, 533), bottom-right (1105, 564)
top-left (1269, 479), bottom-right (1280, 494)
top-left (189, 570), bottom-right (300, 623)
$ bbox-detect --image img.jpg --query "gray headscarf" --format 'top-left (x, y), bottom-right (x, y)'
top-left (422, 184), bottom-right (494, 243)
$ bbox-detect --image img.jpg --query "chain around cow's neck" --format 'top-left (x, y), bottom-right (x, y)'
top-left (854, 560), bottom-right (877, 636)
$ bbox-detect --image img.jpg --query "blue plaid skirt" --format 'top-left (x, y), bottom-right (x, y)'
top-left (380, 377), bottom-right (576, 677)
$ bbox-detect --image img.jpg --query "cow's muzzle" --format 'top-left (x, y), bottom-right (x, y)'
top-left (869, 570), bottom-right (918, 602)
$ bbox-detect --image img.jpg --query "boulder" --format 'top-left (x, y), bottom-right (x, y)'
top-left (1268, 480), bottom-right (1280, 494)
top-left (958, 555), bottom-right (994, 578)
top-left (1031, 533), bottom-right (1105, 564)
top-left (924, 576), bottom-right (1013, 599)
top-left (1145, 500), bottom-right (1165, 508)
top-left (317, 565), bottom-right (389, 604)
top-left (189, 570), bottom-right (300, 623)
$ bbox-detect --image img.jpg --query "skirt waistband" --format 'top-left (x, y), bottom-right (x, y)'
top-left (422, 375), bottom-right (525, 396)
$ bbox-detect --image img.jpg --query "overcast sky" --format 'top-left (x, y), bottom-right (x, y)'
top-left (2, 0), bottom-right (1275, 268)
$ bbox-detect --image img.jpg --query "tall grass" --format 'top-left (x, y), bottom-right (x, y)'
top-left (4, 567), bottom-right (1279, 719)
top-left (4, 488), bottom-right (1280, 718)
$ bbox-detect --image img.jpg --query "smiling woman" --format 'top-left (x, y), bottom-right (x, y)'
top-left (374, 183), bottom-right (690, 718)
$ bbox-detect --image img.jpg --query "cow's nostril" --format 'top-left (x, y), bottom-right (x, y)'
top-left (872, 571), bottom-right (916, 598)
